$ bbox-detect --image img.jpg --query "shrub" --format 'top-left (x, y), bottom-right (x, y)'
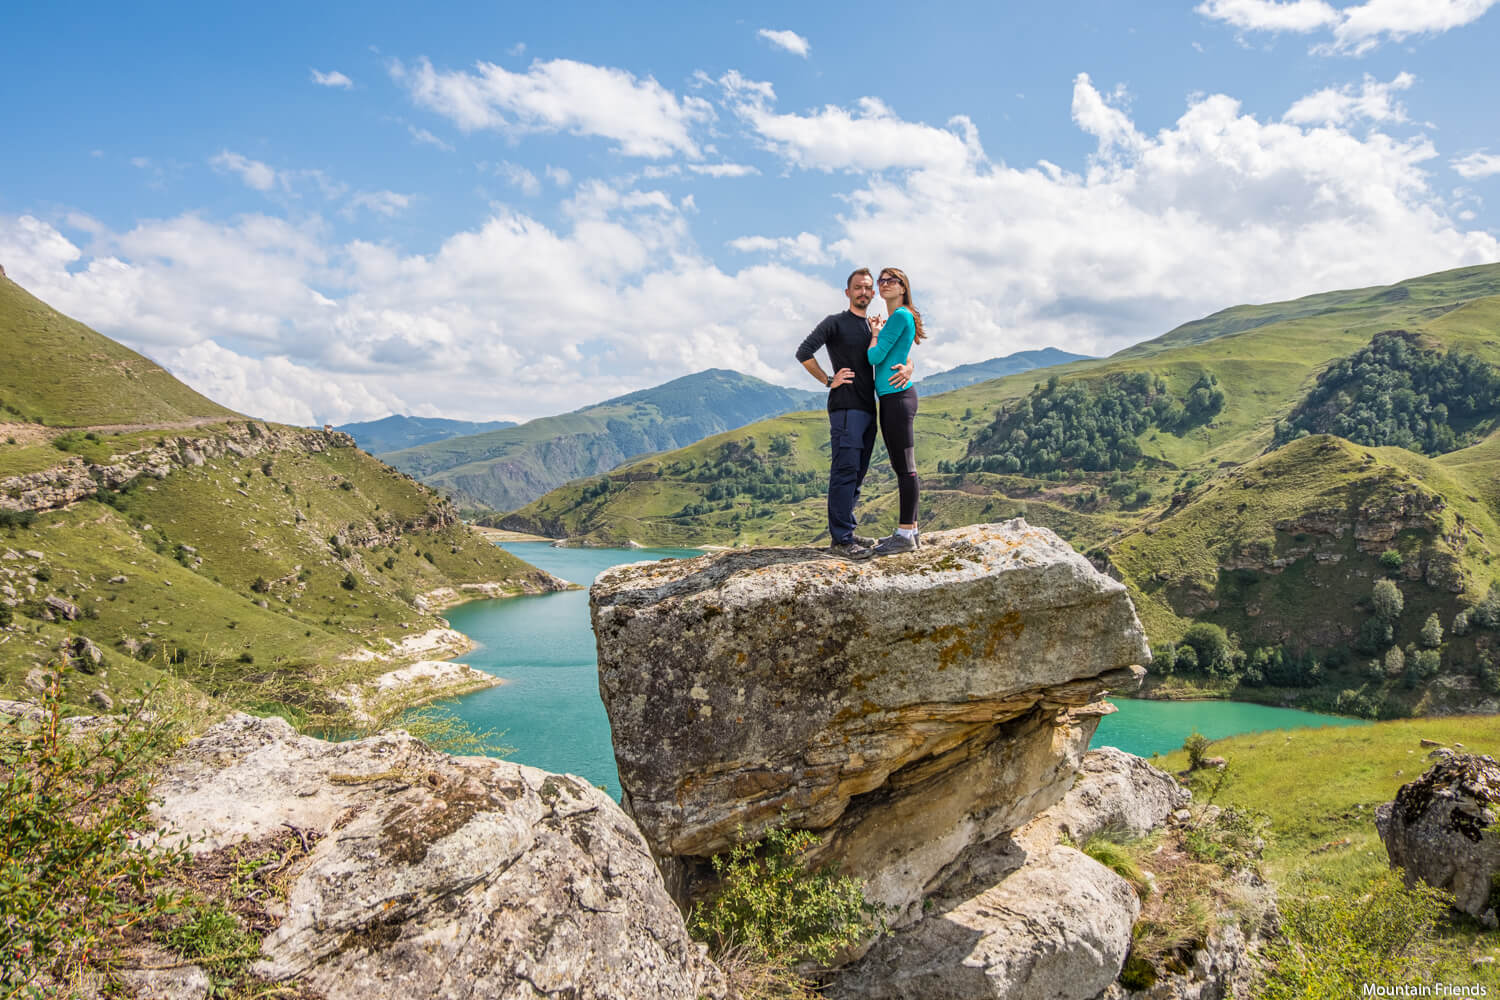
top-left (1258, 871), bottom-right (1453, 1000)
top-left (1183, 731), bottom-right (1212, 771)
top-left (1420, 613), bottom-right (1443, 649)
top-left (1383, 645), bottom-right (1405, 678)
top-left (1379, 549), bottom-right (1403, 570)
top-left (1371, 579), bottom-right (1404, 621)
top-left (159, 901), bottom-right (259, 993)
top-left (250, 576), bottom-right (270, 594)
top-left (1, 667), bottom-right (188, 993)
top-left (0, 605), bottom-right (10, 628)
top-left (688, 823), bottom-right (877, 968)
top-left (1181, 623), bottom-right (1235, 676)
top-left (340, 572), bottom-right (358, 591)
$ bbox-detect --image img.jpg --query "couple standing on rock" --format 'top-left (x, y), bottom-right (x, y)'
top-left (796, 267), bottom-right (926, 560)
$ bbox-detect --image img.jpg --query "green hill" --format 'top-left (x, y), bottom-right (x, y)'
top-left (336, 414), bottom-right (517, 454)
top-left (0, 281), bottom-right (556, 721)
top-left (500, 261), bottom-right (1500, 716)
top-left (0, 275), bottom-right (239, 427)
top-left (382, 369), bottom-right (823, 511)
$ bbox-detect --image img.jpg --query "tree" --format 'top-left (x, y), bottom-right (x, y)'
top-left (1181, 622), bottom-right (1235, 676)
top-left (1372, 579), bottom-right (1404, 622)
top-left (1383, 645), bottom-right (1405, 678)
top-left (1420, 613), bottom-right (1443, 649)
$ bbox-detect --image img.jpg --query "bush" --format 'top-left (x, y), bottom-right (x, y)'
top-left (1183, 731), bottom-right (1212, 771)
top-left (1379, 549), bottom-right (1403, 570)
top-left (0, 605), bottom-right (10, 629)
top-left (1, 666), bottom-right (188, 993)
top-left (340, 572), bottom-right (358, 591)
top-left (1181, 623), bottom-right (1236, 677)
top-left (1258, 871), bottom-right (1453, 1000)
top-left (1420, 613), bottom-right (1443, 648)
top-left (688, 823), bottom-right (877, 967)
top-left (1372, 579), bottom-right (1404, 621)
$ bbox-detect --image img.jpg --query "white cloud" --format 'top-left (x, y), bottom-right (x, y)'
top-left (1452, 151), bottom-right (1500, 178)
top-left (728, 232), bottom-right (831, 266)
top-left (545, 165), bottom-right (573, 187)
top-left (163, 341), bottom-right (399, 424)
top-left (210, 151), bottom-right (280, 192)
top-left (718, 71), bottom-right (982, 173)
top-left (393, 56), bottom-right (713, 158)
top-left (688, 162), bottom-right (760, 178)
top-left (1283, 71), bottom-right (1413, 125)
top-left (1195, 0), bottom-right (1339, 32)
top-left (408, 126), bottom-right (454, 152)
top-left (311, 69), bottom-right (354, 89)
top-left (757, 28), bottom-right (811, 57)
top-left (345, 190), bottom-right (412, 217)
top-left (498, 162), bottom-right (541, 195)
top-left (1197, 0), bottom-right (1499, 54)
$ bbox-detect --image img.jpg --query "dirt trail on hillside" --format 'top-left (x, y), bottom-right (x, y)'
top-left (1, 417), bottom-right (240, 445)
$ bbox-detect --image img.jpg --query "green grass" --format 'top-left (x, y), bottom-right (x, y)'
top-left (0, 275), bottom-right (238, 427)
top-left (1153, 716), bottom-right (1500, 990)
top-left (0, 434), bottom-right (553, 717)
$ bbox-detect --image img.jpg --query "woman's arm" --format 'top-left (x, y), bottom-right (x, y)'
top-left (867, 309), bottom-right (914, 367)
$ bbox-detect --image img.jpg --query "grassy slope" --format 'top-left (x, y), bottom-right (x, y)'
top-left (0, 439), bottom-right (551, 716)
top-left (1152, 716), bottom-right (1500, 985)
top-left (0, 280), bottom-right (553, 717)
top-left (0, 276), bottom-right (238, 426)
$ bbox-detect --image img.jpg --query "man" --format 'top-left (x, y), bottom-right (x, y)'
top-left (796, 268), bottom-right (912, 559)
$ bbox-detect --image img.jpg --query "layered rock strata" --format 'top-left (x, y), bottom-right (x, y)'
top-left (149, 714), bottom-right (725, 999)
top-left (0, 422), bottom-right (362, 514)
top-left (590, 519), bottom-right (1149, 923)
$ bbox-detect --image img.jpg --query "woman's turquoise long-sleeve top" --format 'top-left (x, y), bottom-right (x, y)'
top-left (868, 307), bottom-right (916, 396)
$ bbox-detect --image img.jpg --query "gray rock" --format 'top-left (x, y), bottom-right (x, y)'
top-left (1096, 924), bottom-right (1257, 1000)
top-left (1375, 753), bottom-right (1500, 924)
top-left (23, 550), bottom-right (44, 560)
top-left (152, 714), bottom-right (724, 1000)
top-left (23, 668), bottom-right (54, 694)
top-left (109, 575), bottom-right (129, 584)
top-left (89, 689), bottom-right (114, 712)
top-left (590, 521), bottom-right (1148, 924)
top-left (115, 946), bottom-right (211, 1000)
top-left (1024, 747), bottom-right (1190, 846)
top-left (44, 595), bottom-right (80, 620)
top-left (829, 842), bottom-right (1139, 1000)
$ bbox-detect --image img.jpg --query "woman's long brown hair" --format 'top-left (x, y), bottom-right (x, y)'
top-left (880, 267), bottom-right (926, 344)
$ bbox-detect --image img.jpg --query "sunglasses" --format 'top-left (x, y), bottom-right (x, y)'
top-left (877, 275), bottom-right (904, 286)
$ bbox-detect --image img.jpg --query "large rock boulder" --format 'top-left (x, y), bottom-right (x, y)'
top-left (828, 838), bottom-right (1140, 1000)
top-left (590, 520), bottom-right (1148, 923)
top-left (1023, 747), bottom-right (1191, 847)
top-left (149, 714), bottom-right (724, 999)
top-left (1375, 752), bottom-right (1500, 925)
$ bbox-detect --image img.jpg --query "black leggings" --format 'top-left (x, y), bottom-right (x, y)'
top-left (879, 388), bottom-right (919, 524)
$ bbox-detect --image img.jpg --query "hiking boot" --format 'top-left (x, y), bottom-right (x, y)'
top-left (852, 533), bottom-right (878, 548)
top-left (828, 540), bottom-right (874, 560)
top-left (872, 533), bottom-right (917, 557)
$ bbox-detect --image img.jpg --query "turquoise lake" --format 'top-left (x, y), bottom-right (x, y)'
top-left (443, 543), bottom-right (1367, 800)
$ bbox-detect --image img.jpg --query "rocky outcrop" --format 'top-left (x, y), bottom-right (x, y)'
top-left (0, 422), bottom-right (355, 514)
top-left (147, 714), bottom-right (724, 999)
top-left (828, 839), bottom-right (1139, 1000)
top-left (1375, 752), bottom-right (1500, 926)
top-left (1025, 747), bottom-right (1191, 846)
top-left (590, 520), bottom-right (1148, 928)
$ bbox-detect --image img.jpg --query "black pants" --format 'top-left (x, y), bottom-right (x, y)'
top-left (827, 407), bottom-right (877, 544)
top-left (879, 388), bottom-right (919, 524)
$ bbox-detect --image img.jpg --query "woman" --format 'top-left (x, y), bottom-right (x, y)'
top-left (867, 267), bottom-right (926, 555)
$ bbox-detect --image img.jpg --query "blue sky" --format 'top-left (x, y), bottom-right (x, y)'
top-left (3, 0), bottom-right (1498, 424)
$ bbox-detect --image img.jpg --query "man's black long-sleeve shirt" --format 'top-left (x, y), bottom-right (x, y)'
top-left (795, 310), bottom-right (877, 414)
